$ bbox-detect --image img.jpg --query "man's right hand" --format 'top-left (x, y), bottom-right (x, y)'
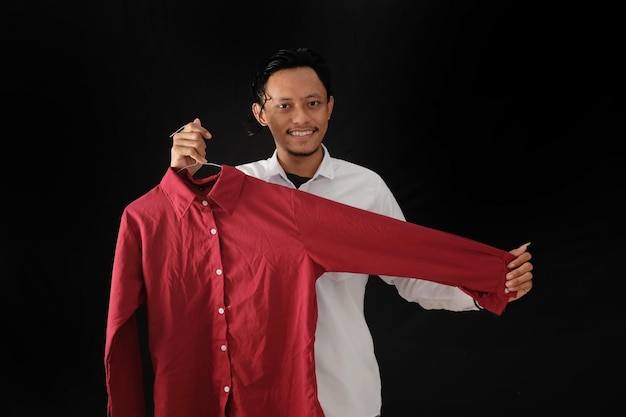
top-left (170, 118), bottom-right (212, 175)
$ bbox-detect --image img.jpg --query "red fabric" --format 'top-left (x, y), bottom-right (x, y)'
top-left (105, 165), bottom-right (515, 417)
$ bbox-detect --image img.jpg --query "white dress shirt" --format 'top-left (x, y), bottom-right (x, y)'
top-left (237, 145), bottom-right (477, 417)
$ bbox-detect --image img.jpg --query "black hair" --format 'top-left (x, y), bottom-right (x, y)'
top-left (245, 47), bottom-right (333, 136)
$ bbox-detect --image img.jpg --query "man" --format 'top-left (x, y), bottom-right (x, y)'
top-left (169, 47), bottom-right (533, 417)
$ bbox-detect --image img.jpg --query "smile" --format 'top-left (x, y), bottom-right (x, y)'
top-left (290, 130), bottom-right (315, 137)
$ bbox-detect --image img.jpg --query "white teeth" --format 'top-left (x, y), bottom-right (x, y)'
top-left (290, 130), bottom-right (314, 137)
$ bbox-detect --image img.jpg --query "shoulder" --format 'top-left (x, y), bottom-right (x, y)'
top-left (236, 158), bottom-right (272, 178)
top-left (328, 155), bottom-right (406, 218)
top-left (329, 156), bottom-right (388, 184)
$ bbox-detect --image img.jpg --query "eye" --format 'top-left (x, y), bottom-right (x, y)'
top-left (277, 103), bottom-right (290, 109)
top-left (308, 100), bottom-right (321, 107)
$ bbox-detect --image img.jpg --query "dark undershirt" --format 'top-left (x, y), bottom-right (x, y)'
top-left (286, 173), bottom-right (311, 189)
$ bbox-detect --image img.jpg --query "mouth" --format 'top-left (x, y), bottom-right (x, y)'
top-left (288, 129), bottom-right (316, 137)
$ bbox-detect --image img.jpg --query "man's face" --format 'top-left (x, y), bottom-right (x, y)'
top-left (254, 67), bottom-right (334, 158)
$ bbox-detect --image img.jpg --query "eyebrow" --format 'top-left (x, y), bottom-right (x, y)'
top-left (272, 93), bottom-right (324, 101)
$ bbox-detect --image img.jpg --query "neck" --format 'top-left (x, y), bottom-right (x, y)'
top-left (277, 146), bottom-right (324, 178)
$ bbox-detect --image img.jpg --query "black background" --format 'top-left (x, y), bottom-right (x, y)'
top-left (2, 1), bottom-right (624, 416)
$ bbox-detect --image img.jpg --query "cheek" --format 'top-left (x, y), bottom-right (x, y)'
top-left (315, 113), bottom-right (330, 128)
top-left (263, 114), bottom-right (279, 129)
top-left (266, 111), bottom-right (292, 128)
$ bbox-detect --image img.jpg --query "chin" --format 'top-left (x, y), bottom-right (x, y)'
top-left (287, 143), bottom-right (321, 157)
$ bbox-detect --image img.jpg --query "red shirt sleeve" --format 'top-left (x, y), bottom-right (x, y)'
top-left (292, 190), bottom-right (515, 315)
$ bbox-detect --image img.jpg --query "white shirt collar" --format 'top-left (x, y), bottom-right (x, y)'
top-left (266, 144), bottom-right (335, 184)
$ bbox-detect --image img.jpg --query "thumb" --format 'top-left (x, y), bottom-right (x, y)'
top-left (509, 241), bottom-right (531, 257)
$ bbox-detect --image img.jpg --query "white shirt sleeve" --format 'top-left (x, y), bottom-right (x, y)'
top-left (372, 177), bottom-right (478, 311)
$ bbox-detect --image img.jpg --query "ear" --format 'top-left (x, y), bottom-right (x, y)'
top-left (327, 95), bottom-right (335, 120)
top-left (252, 102), bottom-right (267, 126)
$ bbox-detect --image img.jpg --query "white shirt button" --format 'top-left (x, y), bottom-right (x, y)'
top-left (218, 307), bottom-right (225, 314)
top-left (202, 200), bottom-right (209, 206)
top-left (221, 344), bottom-right (227, 351)
top-left (210, 228), bottom-right (217, 235)
top-left (224, 386), bottom-right (230, 393)
top-left (216, 269), bottom-right (223, 275)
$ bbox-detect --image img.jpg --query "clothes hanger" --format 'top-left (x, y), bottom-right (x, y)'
top-left (170, 124), bottom-right (223, 174)
top-left (175, 161), bottom-right (222, 174)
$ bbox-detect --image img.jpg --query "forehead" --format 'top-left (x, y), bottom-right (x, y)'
top-left (265, 67), bottom-right (326, 99)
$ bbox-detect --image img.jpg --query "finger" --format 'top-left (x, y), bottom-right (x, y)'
top-left (508, 281), bottom-right (533, 302)
top-left (186, 118), bottom-right (212, 139)
top-left (171, 119), bottom-right (212, 140)
top-left (172, 131), bottom-right (207, 146)
top-left (173, 140), bottom-right (207, 163)
top-left (506, 260), bottom-right (533, 280)
top-left (506, 253), bottom-right (531, 272)
top-left (184, 118), bottom-right (201, 132)
top-left (508, 273), bottom-right (533, 289)
top-left (507, 245), bottom-right (532, 270)
top-left (508, 241), bottom-right (531, 257)
top-left (505, 270), bottom-right (533, 292)
top-left (186, 150), bottom-right (208, 165)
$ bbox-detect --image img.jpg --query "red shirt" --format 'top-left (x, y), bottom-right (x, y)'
top-left (105, 165), bottom-right (515, 417)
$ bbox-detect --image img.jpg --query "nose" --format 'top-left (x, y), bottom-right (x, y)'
top-left (290, 105), bottom-right (311, 124)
